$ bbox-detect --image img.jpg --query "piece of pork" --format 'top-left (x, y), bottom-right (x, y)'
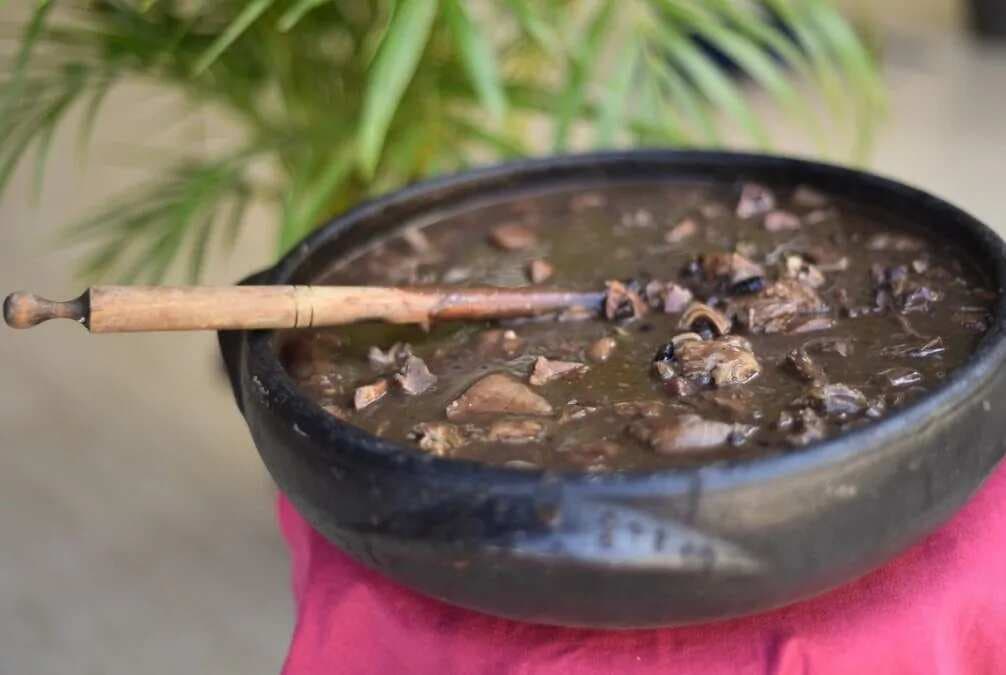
top-left (446, 373), bottom-right (554, 419)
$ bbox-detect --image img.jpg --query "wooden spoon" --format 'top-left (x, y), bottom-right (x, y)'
top-left (3, 285), bottom-right (605, 333)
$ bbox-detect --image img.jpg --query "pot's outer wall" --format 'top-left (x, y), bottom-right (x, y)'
top-left (219, 151), bottom-right (1006, 627)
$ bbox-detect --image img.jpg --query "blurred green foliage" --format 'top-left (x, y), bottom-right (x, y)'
top-left (1, 0), bottom-right (884, 281)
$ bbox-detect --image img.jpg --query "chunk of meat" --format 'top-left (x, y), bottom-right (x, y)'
top-left (867, 233), bottom-right (925, 252)
top-left (678, 301), bottom-right (732, 336)
top-left (665, 217), bottom-right (699, 243)
top-left (441, 266), bottom-right (471, 283)
top-left (792, 185), bottom-right (829, 208)
top-left (653, 359), bottom-right (676, 381)
top-left (769, 240), bottom-right (848, 272)
top-left (875, 367), bottom-right (923, 388)
top-left (782, 254), bottom-right (825, 288)
top-left (717, 335), bottom-right (754, 350)
top-left (604, 280), bottom-right (648, 321)
top-left (807, 383), bottom-right (868, 416)
top-left (787, 348), bottom-right (827, 384)
top-left (788, 408), bottom-right (826, 446)
top-left (446, 373), bottom-right (553, 419)
top-left (569, 191), bottom-right (606, 211)
top-left (368, 342), bottom-right (411, 369)
top-left (529, 356), bottom-right (588, 386)
top-left (644, 280), bottom-right (694, 314)
top-left (620, 208), bottom-right (654, 228)
top-left (866, 397), bottom-right (887, 419)
top-left (354, 379), bottom-right (389, 410)
top-left (527, 259), bottom-right (554, 283)
top-left (872, 264), bottom-right (944, 313)
top-left (699, 251), bottom-right (765, 284)
top-left (807, 246), bottom-right (849, 272)
top-left (402, 227), bottom-right (432, 254)
top-left (901, 285), bottom-right (943, 313)
top-left (728, 279), bottom-right (828, 334)
top-left (776, 409), bottom-right (794, 430)
top-left (489, 223), bottom-right (537, 250)
top-left (789, 317), bottom-right (835, 333)
top-left (643, 280), bottom-right (664, 308)
top-left (476, 329), bottom-right (523, 357)
top-left (674, 336), bottom-right (761, 386)
top-left (664, 284), bottom-right (696, 313)
top-left (588, 336), bottom-right (617, 363)
top-left (394, 355), bottom-right (437, 395)
top-left (673, 332), bottom-right (706, 347)
top-left (411, 422), bottom-right (467, 456)
top-left (486, 418), bottom-right (547, 443)
top-left (557, 403), bottom-right (600, 425)
top-left (736, 182), bottom-right (776, 218)
top-left (805, 209), bottom-right (836, 226)
top-left (764, 210), bottom-right (801, 232)
top-left (629, 415), bottom-right (753, 454)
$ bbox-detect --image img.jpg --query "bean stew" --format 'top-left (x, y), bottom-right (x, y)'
top-left (279, 180), bottom-right (995, 471)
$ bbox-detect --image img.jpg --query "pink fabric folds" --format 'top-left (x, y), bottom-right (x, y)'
top-left (278, 463), bottom-right (1006, 675)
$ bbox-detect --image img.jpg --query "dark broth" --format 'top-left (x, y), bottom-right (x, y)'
top-left (280, 180), bottom-right (994, 471)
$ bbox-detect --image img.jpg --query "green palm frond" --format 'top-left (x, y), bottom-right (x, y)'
top-left (63, 148), bottom-right (262, 283)
top-left (1, 0), bottom-right (885, 281)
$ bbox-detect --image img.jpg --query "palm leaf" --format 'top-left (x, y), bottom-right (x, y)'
top-left (764, 0), bottom-right (851, 128)
top-left (650, 19), bottom-right (769, 148)
top-left (279, 146), bottom-right (355, 254)
top-left (448, 114), bottom-right (528, 158)
top-left (803, 0), bottom-right (885, 158)
top-left (75, 74), bottom-right (114, 159)
top-left (64, 151), bottom-right (259, 282)
top-left (1, 0), bottom-right (885, 282)
top-left (187, 212), bottom-right (216, 284)
top-left (193, 0), bottom-right (276, 74)
top-left (595, 40), bottom-right (639, 146)
top-left (504, 0), bottom-right (562, 57)
top-left (641, 45), bottom-right (718, 144)
top-left (278, 0), bottom-right (330, 32)
top-left (357, 0), bottom-right (438, 178)
top-left (444, 0), bottom-right (506, 123)
top-left (1, 0), bottom-right (55, 120)
top-left (553, 0), bottom-right (615, 151)
top-left (659, 0), bottom-right (826, 152)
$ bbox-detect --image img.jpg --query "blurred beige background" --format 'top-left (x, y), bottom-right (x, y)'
top-left (2, 2), bottom-right (1005, 674)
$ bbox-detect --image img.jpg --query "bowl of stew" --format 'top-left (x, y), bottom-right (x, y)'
top-left (219, 151), bottom-right (1006, 627)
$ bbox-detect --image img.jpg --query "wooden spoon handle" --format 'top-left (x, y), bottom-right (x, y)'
top-left (4, 285), bottom-right (604, 333)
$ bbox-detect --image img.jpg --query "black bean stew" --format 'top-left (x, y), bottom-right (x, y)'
top-left (279, 181), bottom-right (995, 471)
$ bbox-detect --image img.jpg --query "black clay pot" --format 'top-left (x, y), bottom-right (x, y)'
top-left (219, 151), bottom-right (1006, 628)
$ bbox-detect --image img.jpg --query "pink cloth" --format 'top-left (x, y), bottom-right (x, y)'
top-left (278, 462), bottom-right (1006, 675)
